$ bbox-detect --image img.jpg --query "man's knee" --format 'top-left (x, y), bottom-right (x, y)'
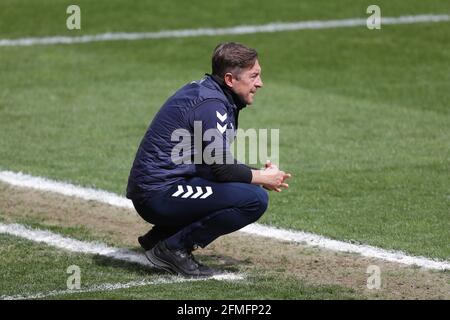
top-left (243, 186), bottom-right (269, 222)
top-left (255, 186), bottom-right (269, 212)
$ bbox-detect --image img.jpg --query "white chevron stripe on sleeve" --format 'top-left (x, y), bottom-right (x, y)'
top-left (217, 123), bottom-right (227, 134)
top-left (216, 111), bottom-right (227, 122)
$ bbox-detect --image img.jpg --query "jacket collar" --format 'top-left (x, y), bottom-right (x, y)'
top-left (206, 73), bottom-right (247, 111)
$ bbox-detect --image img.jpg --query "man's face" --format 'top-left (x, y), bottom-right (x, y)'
top-left (227, 60), bottom-right (263, 105)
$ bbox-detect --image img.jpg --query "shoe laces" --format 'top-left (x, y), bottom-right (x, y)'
top-left (174, 248), bottom-right (200, 268)
top-left (188, 252), bottom-right (202, 268)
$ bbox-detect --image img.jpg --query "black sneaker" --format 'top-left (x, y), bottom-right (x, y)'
top-left (138, 233), bottom-right (158, 251)
top-left (145, 241), bottom-right (216, 278)
top-left (138, 226), bottom-right (178, 251)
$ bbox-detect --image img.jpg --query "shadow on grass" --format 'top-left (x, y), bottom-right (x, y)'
top-left (91, 254), bottom-right (166, 276)
top-left (91, 248), bottom-right (248, 275)
top-left (195, 252), bottom-right (250, 273)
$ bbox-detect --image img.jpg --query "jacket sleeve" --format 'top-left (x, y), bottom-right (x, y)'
top-left (189, 99), bottom-right (252, 183)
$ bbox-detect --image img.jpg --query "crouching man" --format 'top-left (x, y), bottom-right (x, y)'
top-left (126, 42), bottom-right (291, 277)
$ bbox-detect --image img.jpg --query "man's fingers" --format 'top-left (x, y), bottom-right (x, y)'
top-left (265, 160), bottom-right (279, 170)
top-left (280, 183), bottom-right (289, 189)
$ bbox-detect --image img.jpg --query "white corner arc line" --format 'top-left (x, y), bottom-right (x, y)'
top-left (0, 14), bottom-right (448, 47)
top-left (0, 170), bottom-right (449, 270)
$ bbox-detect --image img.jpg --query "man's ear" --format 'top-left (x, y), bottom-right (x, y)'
top-left (224, 73), bottom-right (234, 88)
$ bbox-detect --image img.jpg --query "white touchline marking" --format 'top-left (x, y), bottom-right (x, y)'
top-left (240, 224), bottom-right (450, 271)
top-left (0, 222), bottom-right (151, 267)
top-left (0, 14), bottom-right (448, 47)
top-left (0, 222), bottom-right (245, 300)
top-left (0, 170), bottom-right (134, 210)
top-left (0, 278), bottom-right (184, 300)
top-left (1, 273), bottom-right (244, 300)
top-left (1, 170), bottom-right (449, 270)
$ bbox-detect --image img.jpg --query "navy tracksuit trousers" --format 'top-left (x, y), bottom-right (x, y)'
top-left (132, 177), bottom-right (269, 251)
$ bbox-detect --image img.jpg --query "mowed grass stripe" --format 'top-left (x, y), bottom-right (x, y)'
top-left (1, 19), bottom-right (448, 259)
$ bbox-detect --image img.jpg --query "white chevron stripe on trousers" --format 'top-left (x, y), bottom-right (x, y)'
top-left (171, 185), bottom-right (213, 199)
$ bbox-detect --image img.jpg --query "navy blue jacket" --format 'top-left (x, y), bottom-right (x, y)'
top-left (126, 75), bottom-right (250, 200)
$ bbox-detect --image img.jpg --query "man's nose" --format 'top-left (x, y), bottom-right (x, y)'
top-left (256, 76), bottom-right (263, 88)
